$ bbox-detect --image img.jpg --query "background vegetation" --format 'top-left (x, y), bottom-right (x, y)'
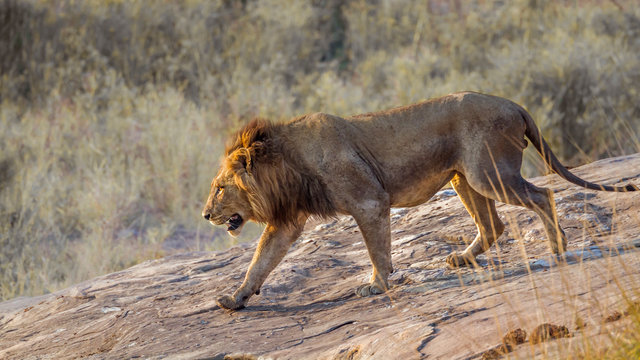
top-left (1, 0), bottom-right (639, 300)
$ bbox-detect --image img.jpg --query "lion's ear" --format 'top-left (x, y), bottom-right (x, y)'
top-left (249, 141), bottom-right (266, 161)
top-left (229, 148), bottom-right (253, 174)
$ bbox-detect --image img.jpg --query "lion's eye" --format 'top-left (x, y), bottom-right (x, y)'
top-left (215, 186), bottom-right (224, 196)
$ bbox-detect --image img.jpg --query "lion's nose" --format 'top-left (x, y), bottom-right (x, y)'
top-left (203, 213), bottom-right (211, 220)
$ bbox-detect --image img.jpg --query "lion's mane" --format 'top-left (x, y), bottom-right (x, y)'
top-left (223, 119), bottom-right (336, 226)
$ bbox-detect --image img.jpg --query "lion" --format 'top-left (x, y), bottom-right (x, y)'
top-left (202, 91), bottom-right (638, 310)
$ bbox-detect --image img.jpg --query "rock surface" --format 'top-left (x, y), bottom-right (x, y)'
top-left (1, 154), bottom-right (640, 359)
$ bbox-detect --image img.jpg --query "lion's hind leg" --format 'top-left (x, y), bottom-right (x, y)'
top-left (446, 173), bottom-right (505, 268)
top-left (465, 168), bottom-right (567, 256)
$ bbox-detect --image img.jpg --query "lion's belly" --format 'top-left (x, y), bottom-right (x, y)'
top-left (389, 171), bottom-right (455, 208)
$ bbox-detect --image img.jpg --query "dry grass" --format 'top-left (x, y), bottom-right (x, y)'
top-left (1, 5), bottom-right (639, 353)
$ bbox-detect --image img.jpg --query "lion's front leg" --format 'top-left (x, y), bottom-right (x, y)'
top-left (350, 199), bottom-right (393, 297)
top-left (217, 218), bottom-right (306, 310)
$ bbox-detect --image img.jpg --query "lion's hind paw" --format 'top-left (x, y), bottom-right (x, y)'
top-left (446, 252), bottom-right (475, 268)
top-left (216, 295), bottom-right (245, 310)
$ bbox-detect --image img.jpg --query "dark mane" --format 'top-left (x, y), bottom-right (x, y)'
top-left (225, 118), bottom-right (336, 226)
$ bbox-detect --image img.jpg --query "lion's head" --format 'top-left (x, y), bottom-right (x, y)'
top-left (202, 119), bottom-right (272, 236)
top-left (202, 118), bottom-right (336, 235)
top-left (202, 153), bottom-right (254, 236)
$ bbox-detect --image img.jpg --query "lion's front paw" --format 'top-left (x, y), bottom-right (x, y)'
top-left (355, 283), bottom-right (386, 297)
top-left (216, 294), bottom-right (245, 310)
top-left (446, 252), bottom-right (474, 268)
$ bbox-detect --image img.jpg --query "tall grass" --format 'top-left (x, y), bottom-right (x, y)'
top-left (1, 0), bottom-right (639, 300)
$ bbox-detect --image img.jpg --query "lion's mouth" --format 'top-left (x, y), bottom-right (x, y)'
top-left (226, 214), bottom-right (243, 231)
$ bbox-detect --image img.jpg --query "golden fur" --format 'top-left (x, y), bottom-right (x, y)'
top-left (203, 91), bottom-right (637, 310)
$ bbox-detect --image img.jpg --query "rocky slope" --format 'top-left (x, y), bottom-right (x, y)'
top-left (1, 154), bottom-right (640, 359)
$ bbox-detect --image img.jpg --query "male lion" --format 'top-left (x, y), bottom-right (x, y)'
top-left (202, 91), bottom-right (637, 310)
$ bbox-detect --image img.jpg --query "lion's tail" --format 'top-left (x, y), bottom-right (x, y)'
top-left (519, 108), bottom-right (638, 192)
